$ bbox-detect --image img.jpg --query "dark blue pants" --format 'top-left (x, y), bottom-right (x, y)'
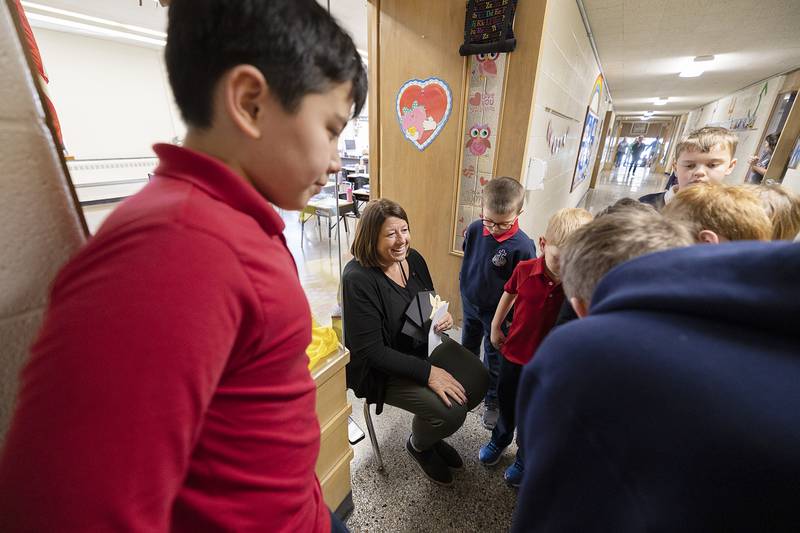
top-left (461, 296), bottom-right (501, 406)
top-left (330, 510), bottom-right (349, 533)
top-left (491, 356), bottom-right (524, 462)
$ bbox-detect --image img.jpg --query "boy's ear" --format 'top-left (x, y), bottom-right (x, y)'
top-left (726, 158), bottom-right (738, 174)
top-left (570, 297), bottom-right (589, 318)
top-left (222, 64), bottom-right (270, 140)
top-left (698, 229), bottom-right (721, 244)
top-left (538, 236), bottom-right (546, 251)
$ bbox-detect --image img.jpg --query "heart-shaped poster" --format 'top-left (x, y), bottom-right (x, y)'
top-left (396, 77), bottom-right (452, 151)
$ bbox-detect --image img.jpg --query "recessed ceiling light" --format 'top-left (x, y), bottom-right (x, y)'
top-left (653, 97), bottom-right (668, 105)
top-left (694, 55), bottom-right (715, 62)
top-left (679, 66), bottom-right (704, 78)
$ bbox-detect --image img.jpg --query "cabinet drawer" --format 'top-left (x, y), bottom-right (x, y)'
top-left (316, 404), bottom-right (351, 480)
top-left (316, 366), bottom-right (347, 428)
top-left (321, 448), bottom-right (354, 512)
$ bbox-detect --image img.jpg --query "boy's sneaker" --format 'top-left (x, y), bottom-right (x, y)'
top-left (433, 439), bottom-right (464, 470)
top-left (482, 403), bottom-right (499, 430)
top-left (504, 458), bottom-right (524, 488)
top-left (478, 440), bottom-right (505, 466)
top-left (406, 436), bottom-right (453, 486)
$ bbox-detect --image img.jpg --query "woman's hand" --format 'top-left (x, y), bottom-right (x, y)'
top-left (490, 324), bottom-right (506, 350)
top-left (433, 311), bottom-right (454, 334)
top-left (427, 365), bottom-right (466, 407)
top-left (748, 155), bottom-right (759, 165)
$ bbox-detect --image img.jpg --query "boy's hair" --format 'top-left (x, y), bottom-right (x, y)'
top-left (351, 199), bottom-right (409, 268)
top-left (165, 0), bottom-right (367, 128)
top-left (595, 197), bottom-right (655, 218)
top-left (560, 209), bottom-right (694, 304)
top-left (662, 183), bottom-right (772, 241)
top-left (483, 177), bottom-right (525, 215)
top-left (765, 133), bottom-right (780, 151)
top-left (743, 183), bottom-right (800, 240)
top-left (544, 208), bottom-right (594, 246)
top-left (674, 126), bottom-right (739, 160)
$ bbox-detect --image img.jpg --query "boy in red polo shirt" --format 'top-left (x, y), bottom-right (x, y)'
top-left (479, 208), bottom-right (592, 487)
top-left (0, 2), bottom-right (365, 532)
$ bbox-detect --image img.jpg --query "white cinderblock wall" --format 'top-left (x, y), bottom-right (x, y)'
top-left (0, 4), bottom-right (86, 442)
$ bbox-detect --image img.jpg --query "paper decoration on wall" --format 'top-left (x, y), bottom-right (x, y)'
top-left (452, 53), bottom-right (508, 253)
top-left (459, 0), bottom-right (518, 56)
top-left (571, 107), bottom-right (600, 192)
top-left (589, 74), bottom-right (604, 114)
top-left (546, 121), bottom-right (569, 155)
top-left (396, 78), bottom-right (453, 151)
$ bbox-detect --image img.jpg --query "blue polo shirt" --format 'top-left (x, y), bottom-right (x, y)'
top-left (459, 219), bottom-right (536, 311)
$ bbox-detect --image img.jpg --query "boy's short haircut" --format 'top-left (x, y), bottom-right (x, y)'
top-left (662, 183), bottom-right (772, 241)
top-left (596, 197), bottom-right (655, 218)
top-left (743, 183), bottom-right (800, 240)
top-left (560, 210), bottom-right (694, 304)
top-left (166, 0), bottom-right (367, 128)
top-left (483, 176), bottom-right (525, 215)
top-left (545, 208), bottom-right (594, 246)
top-left (674, 126), bottom-right (739, 160)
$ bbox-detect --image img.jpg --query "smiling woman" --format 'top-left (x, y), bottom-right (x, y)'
top-left (342, 198), bottom-right (489, 487)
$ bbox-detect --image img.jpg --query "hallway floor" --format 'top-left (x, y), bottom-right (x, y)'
top-left (580, 165), bottom-right (667, 213)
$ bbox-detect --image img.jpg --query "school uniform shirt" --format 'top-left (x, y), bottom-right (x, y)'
top-left (0, 144), bottom-right (329, 533)
top-left (500, 257), bottom-right (564, 365)
top-left (460, 219), bottom-right (536, 311)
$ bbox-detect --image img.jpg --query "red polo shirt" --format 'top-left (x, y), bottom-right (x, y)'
top-left (0, 144), bottom-right (328, 532)
top-left (501, 257), bottom-right (564, 365)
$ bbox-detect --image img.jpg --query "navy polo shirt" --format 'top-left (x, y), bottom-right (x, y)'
top-left (459, 219), bottom-right (536, 311)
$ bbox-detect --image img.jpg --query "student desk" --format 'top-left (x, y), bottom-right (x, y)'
top-left (312, 347), bottom-right (353, 518)
top-left (301, 198), bottom-right (355, 249)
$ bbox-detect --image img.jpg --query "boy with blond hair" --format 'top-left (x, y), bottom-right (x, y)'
top-left (460, 177), bottom-right (536, 429)
top-left (479, 207), bottom-right (592, 487)
top-left (662, 183), bottom-right (772, 243)
top-left (640, 126), bottom-right (739, 209)
top-left (743, 183), bottom-right (800, 240)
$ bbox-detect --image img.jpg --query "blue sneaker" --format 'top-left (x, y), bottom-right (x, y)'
top-left (504, 458), bottom-right (524, 488)
top-left (478, 440), bottom-right (505, 466)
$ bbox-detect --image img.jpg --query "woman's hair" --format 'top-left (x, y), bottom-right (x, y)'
top-left (742, 183), bottom-right (800, 240)
top-left (351, 198), bottom-right (409, 267)
top-left (765, 133), bottom-right (780, 152)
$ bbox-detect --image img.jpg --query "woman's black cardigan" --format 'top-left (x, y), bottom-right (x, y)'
top-left (342, 249), bottom-right (435, 413)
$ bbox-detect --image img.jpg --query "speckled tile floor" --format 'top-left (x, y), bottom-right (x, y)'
top-left (345, 392), bottom-right (519, 533)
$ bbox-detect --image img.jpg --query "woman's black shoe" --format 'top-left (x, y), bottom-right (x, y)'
top-left (405, 436), bottom-right (453, 486)
top-left (433, 440), bottom-right (464, 471)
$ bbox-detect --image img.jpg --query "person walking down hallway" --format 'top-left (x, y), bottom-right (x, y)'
top-left (614, 138), bottom-right (628, 168)
top-left (626, 136), bottom-right (646, 176)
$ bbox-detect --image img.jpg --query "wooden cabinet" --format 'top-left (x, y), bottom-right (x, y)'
top-left (312, 347), bottom-right (353, 515)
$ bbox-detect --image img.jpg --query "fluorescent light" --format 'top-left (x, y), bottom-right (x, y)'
top-left (25, 12), bottom-right (166, 46)
top-left (679, 66), bottom-right (704, 77)
top-left (21, 1), bottom-right (167, 38)
top-left (653, 97), bottom-right (668, 106)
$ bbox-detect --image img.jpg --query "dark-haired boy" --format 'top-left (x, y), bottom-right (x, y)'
top-left (0, 1), bottom-right (366, 532)
top-left (460, 177), bottom-right (535, 429)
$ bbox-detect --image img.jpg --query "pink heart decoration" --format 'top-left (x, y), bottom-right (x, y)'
top-left (479, 176), bottom-right (489, 186)
top-left (397, 78), bottom-right (453, 151)
top-left (469, 92), bottom-right (482, 106)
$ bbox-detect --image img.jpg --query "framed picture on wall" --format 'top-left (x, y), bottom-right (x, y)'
top-left (630, 122), bottom-right (648, 135)
top-left (570, 107), bottom-right (599, 192)
top-left (789, 137), bottom-right (800, 170)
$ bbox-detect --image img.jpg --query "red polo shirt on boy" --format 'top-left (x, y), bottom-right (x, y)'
top-left (500, 257), bottom-right (564, 365)
top-left (0, 144), bottom-right (329, 532)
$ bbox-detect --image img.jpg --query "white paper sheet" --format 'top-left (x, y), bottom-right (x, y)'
top-left (428, 300), bottom-right (449, 357)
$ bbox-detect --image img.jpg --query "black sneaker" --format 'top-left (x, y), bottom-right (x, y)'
top-left (433, 440), bottom-right (464, 471)
top-left (405, 436), bottom-right (453, 486)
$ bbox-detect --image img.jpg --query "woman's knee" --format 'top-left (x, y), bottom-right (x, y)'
top-left (425, 400), bottom-right (468, 431)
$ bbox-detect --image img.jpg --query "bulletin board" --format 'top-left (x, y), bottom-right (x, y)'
top-left (451, 52), bottom-right (509, 254)
top-left (570, 107), bottom-right (600, 192)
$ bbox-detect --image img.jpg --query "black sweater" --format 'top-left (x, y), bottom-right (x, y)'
top-left (342, 249), bottom-right (435, 413)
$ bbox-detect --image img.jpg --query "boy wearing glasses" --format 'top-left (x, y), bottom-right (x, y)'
top-left (460, 177), bottom-right (535, 430)
top-left (480, 207), bottom-right (592, 487)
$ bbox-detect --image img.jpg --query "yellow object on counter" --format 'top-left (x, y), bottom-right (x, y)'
top-left (306, 318), bottom-right (340, 370)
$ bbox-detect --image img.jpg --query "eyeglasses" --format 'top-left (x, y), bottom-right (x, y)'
top-left (480, 216), bottom-right (517, 231)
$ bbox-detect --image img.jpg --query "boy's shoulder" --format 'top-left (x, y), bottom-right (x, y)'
top-left (638, 190), bottom-right (666, 209)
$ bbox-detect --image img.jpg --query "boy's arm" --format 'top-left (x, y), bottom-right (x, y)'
top-left (0, 225), bottom-right (248, 531)
top-left (490, 291), bottom-right (517, 349)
